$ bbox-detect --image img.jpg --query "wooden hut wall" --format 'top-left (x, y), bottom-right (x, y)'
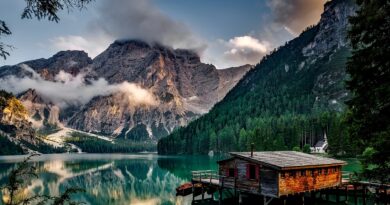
top-left (278, 165), bottom-right (342, 196)
top-left (260, 167), bottom-right (279, 197)
top-left (219, 158), bottom-right (261, 194)
top-left (219, 159), bottom-right (236, 188)
top-left (235, 159), bottom-right (261, 194)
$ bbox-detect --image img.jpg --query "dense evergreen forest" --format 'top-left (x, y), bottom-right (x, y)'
top-left (0, 135), bottom-right (24, 155)
top-left (345, 0), bottom-right (390, 183)
top-left (158, 24), bottom-right (356, 156)
top-left (66, 132), bottom-right (156, 153)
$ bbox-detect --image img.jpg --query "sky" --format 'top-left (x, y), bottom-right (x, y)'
top-left (0, 0), bottom-right (327, 68)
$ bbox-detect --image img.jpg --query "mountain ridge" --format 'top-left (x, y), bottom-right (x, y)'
top-left (158, 0), bottom-right (357, 155)
top-left (0, 40), bottom-right (251, 147)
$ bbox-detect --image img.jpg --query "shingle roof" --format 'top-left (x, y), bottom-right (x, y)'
top-left (229, 151), bottom-right (346, 170)
top-left (314, 140), bottom-right (326, 148)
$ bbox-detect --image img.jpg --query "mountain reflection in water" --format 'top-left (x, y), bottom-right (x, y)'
top-left (0, 154), bottom-right (221, 205)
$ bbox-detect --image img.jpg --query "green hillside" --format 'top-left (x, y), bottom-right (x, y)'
top-left (158, 25), bottom-right (354, 155)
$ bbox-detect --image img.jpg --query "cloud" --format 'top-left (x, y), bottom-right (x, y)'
top-left (0, 64), bottom-right (157, 108)
top-left (50, 35), bottom-right (112, 58)
top-left (219, 36), bottom-right (270, 67)
top-left (206, 0), bottom-right (327, 68)
top-left (228, 36), bottom-right (268, 53)
top-left (89, 0), bottom-right (206, 52)
top-left (267, 0), bottom-right (327, 35)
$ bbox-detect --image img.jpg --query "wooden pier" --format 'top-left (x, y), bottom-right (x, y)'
top-left (192, 170), bottom-right (220, 186)
top-left (190, 170), bottom-right (221, 202)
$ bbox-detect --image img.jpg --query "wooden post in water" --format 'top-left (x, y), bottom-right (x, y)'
top-left (201, 183), bottom-right (204, 201)
top-left (353, 184), bottom-right (357, 205)
top-left (345, 185), bottom-right (349, 203)
top-left (192, 181), bottom-right (195, 201)
top-left (219, 176), bottom-right (225, 205)
top-left (337, 186), bottom-right (340, 203)
top-left (311, 191), bottom-right (316, 204)
top-left (326, 188), bottom-right (330, 201)
top-left (218, 188), bottom-right (222, 205)
top-left (362, 184), bottom-right (366, 205)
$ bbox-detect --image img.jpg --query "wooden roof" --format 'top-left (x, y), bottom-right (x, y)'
top-left (227, 151), bottom-right (346, 170)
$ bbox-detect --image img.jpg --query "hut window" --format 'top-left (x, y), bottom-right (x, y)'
top-left (318, 169), bottom-right (322, 175)
top-left (228, 168), bottom-right (235, 177)
top-left (281, 172), bottom-right (285, 178)
top-left (333, 167), bottom-right (337, 173)
top-left (324, 168), bottom-right (328, 175)
top-left (247, 164), bottom-right (256, 180)
top-left (310, 170), bottom-right (314, 176)
top-left (291, 171), bottom-right (296, 177)
top-left (300, 170), bottom-right (306, 176)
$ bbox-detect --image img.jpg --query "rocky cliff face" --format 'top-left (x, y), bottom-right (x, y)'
top-left (0, 51), bottom-right (92, 80)
top-left (303, 0), bottom-right (356, 58)
top-left (69, 40), bottom-right (251, 138)
top-left (303, 0), bottom-right (357, 111)
top-left (0, 91), bottom-right (36, 151)
top-left (0, 41), bottom-right (250, 141)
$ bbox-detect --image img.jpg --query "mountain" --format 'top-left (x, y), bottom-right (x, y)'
top-left (0, 40), bottom-right (251, 147)
top-left (158, 0), bottom-right (357, 155)
top-left (0, 90), bottom-right (32, 154)
top-left (0, 91), bottom-right (66, 155)
top-left (67, 41), bottom-right (250, 138)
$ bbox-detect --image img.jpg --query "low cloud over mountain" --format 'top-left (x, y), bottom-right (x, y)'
top-left (89, 0), bottom-right (206, 52)
top-left (0, 64), bottom-right (157, 108)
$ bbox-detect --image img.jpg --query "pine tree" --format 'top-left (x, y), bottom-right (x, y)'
top-left (347, 0), bottom-right (390, 183)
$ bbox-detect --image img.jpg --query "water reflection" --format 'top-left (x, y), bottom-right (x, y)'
top-left (0, 154), bottom-right (220, 205)
top-left (0, 155), bottom-right (362, 205)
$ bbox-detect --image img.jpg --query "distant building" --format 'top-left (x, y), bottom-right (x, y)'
top-left (311, 133), bottom-right (329, 153)
top-left (217, 151), bottom-right (346, 199)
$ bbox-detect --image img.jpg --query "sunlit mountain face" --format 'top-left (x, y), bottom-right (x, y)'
top-left (0, 154), bottom-right (219, 205)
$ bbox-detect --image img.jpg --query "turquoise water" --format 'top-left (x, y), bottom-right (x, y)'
top-left (341, 157), bottom-right (362, 173)
top-left (0, 154), bottom-right (363, 205)
top-left (0, 154), bottom-right (221, 205)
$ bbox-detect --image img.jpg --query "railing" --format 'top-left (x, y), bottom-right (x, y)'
top-left (191, 170), bottom-right (221, 184)
top-left (342, 171), bottom-right (353, 180)
top-left (341, 171), bottom-right (390, 188)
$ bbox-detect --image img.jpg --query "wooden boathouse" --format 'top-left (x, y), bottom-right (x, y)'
top-left (217, 151), bottom-right (346, 200)
top-left (187, 151), bottom-right (347, 204)
top-left (186, 151), bottom-right (390, 204)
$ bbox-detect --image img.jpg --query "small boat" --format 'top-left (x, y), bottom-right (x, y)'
top-left (176, 182), bottom-right (193, 196)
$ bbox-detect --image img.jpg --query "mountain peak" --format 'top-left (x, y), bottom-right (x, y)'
top-left (324, 0), bottom-right (355, 10)
top-left (112, 39), bottom-right (151, 48)
top-left (52, 50), bottom-right (90, 59)
top-left (108, 39), bottom-right (201, 62)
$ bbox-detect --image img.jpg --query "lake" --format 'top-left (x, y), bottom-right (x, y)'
top-left (0, 154), bottom-right (361, 205)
